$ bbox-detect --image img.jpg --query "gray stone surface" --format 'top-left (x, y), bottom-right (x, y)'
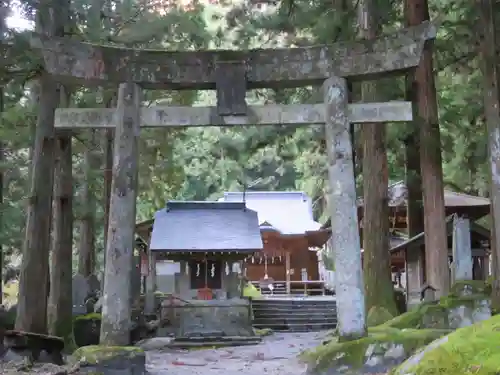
top-left (170, 299), bottom-right (254, 338)
top-left (75, 351), bottom-right (146, 375)
top-left (54, 102), bottom-right (412, 129)
top-left (324, 76), bottom-right (365, 338)
top-left (146, 331), bottom-right (328, 375)
top-left (72, 274), bottom-right (89, 315)
top-left (451, 215), bottom-right (473, 282)
top-left (447, 297), bottom-right (491, 329)
top-left (30, 21), bottom-right (437, 88)
top-left (100, 82), bottom-right (142, 346)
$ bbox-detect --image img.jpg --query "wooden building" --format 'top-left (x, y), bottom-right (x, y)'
top-left (219, 191), bottom-right (331, 294)
top-left (137, 201), bottom-right (263, 300)
top-left (322, 181), bottom-right (491, 306)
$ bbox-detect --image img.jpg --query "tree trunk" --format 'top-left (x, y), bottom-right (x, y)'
top-left (324, 76), bottom-right (366, 340)
top-left (15, 0), bottom-right (69, 334)
top-left (405, 0), bottom-right (449, 298)
top-left (359, 0), bottom-right (397, 315)
top-left (100, 83), bottom-right (141, 346)
top-left (477, 0), bottom-right (500, 311)
top-left (15, 73), bottom-right (60, 333)
top-left (78, 130), bottom-right (99, 276)
top-left (48, 86), bottom-right (75, 350)
top-left (0, 5), bottom-right (6, 304)
top-left (404, 0), bottom-right (426, 305)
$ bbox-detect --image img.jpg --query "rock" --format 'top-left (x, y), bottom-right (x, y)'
top-left (392, 336), bottom-right (449, 375)
top-left (135, 337), bottom-right (173, 350)
top-left (71, 345), bottom-right (146, 375)
top-left (378, 283), bottom-right (492, 331)
top-left (73, 314), bottom-right (101, 347)
top-left (94, 296), bottom-right (103, 313)
top-left (302, 327), bottom-right (447, 374)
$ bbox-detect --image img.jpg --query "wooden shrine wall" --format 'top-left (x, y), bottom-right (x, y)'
top-left (245, 236), bottom-right (320, 282)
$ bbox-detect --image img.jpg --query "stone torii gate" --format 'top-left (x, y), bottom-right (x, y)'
top-left (30, 20), bottom-right (437, 344)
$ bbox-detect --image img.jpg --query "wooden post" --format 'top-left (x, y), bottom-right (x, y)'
top-left (324, 76), bottom-right (366, 339)
top-left (100, 82), bottom-right (142, 346)
top-left (285, 252), bottom-right (291, 294)
top-left (451, 215), bottom-right (473, 283)
top-left (145, 251), bottom-right (157, 314)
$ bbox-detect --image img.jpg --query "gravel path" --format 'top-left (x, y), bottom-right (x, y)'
top-left (147, 331), bottom-right (329, 375)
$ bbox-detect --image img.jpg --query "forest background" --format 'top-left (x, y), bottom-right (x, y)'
top-left (0, 0), bottom-right (488, 302)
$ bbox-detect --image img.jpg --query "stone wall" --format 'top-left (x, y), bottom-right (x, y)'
top-left (169, 299), bottom-right (254, 338)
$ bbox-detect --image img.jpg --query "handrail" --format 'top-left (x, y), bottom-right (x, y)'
top-left (250, 279), bottom-right (327, 296)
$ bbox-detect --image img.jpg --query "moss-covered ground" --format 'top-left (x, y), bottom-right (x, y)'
top-left (393, 313), bottom-right (500, 375)
top-left (303, 282), bottom-right (492, 374)
top-left (301, 326), bottom-right (449, 373)
top-left (72, 345), bottom-right (144, 365)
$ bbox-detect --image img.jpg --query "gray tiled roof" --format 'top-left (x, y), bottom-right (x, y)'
top-left (149, 201), bottom-right (263, 252)
top-left (357, 181), bottom-right (490, 207)
top-left (219, 191), bottom-right (322, 235)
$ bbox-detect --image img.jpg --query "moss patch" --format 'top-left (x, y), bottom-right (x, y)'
top-left (394, 314), bottom-right (500, 375)
top-left (72, 345), bottom-right (144, 365)
top-left (254, 328), bottom-right (273, 337)
top-left (378, 302), bottom-right (446, 330)
top-left (74, 313), bottom-right (101, 321)
top-left (367, 306), bottom-right (394, 327)
top-left (379, 286), bottom-right (490, 331)
top-left (301, 327), bottom-right (448, 373)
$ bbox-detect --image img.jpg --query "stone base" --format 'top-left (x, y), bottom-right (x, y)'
top-left (170, 299), bottom-right (254, 338)
top-left (170, 335), bottom-right (262, 348)
top-left (72, 346), bottom-right (146, 375)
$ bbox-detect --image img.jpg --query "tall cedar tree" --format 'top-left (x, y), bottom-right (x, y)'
top-left (15, 0), bottom-right (70, 333)
top-left (359, 0), bottom-right (398, 315)
top-left (406, 0), bottom-right (449, 298)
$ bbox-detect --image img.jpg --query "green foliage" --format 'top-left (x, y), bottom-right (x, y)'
top-left (0, 0), bottom-right (495, 278)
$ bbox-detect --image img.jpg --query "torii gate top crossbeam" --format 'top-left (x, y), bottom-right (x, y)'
top-left (29, 21), bottom-right (437, 90)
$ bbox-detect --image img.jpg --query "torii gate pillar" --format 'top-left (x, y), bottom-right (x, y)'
top-left (100, 82), bottom-right (142, 346)
top-left (324, 76), bottom-right (365, 338)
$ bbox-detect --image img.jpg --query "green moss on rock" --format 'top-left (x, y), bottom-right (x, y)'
top-left (74, 313), bottom-right (101, 321)
top-left (301, 327), bottom-right (448, 373)
top-left (379, 288), bottom-right (490, 331)
top-left (450, 280), bottom-right (489, 296)
top-left (72, 345), bottom-right (144, 365)
top-left (254, 328), bottom-right (273, 337)
top-left (367, 306), bottom-right (395, 327)
top-left (394, 314), bottom-right (500, 375)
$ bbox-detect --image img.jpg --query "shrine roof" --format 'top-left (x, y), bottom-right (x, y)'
top-left (322, 182), bottom-right (490, 229)
top-left (219, 191), bottom-right (323, 235)
top-left (149, 201), bottom-right (263, 252)
top-left (382, 181), bottom-right (490, 208)
top-left (390, 216), bottom-right (490, 253)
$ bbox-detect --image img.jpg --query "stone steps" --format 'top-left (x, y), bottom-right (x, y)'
top-left (251, 298), bottom-right (337, 332)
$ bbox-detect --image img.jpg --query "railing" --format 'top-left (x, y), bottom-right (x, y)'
top-left (251, 280), bottom-right (327, 296)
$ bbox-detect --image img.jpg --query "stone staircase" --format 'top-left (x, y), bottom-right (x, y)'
top-left (251, 298), bottom-right (337, 332)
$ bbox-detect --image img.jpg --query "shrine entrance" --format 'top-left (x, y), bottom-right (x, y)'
top-left (31, 20), bottom-right (437, 340)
